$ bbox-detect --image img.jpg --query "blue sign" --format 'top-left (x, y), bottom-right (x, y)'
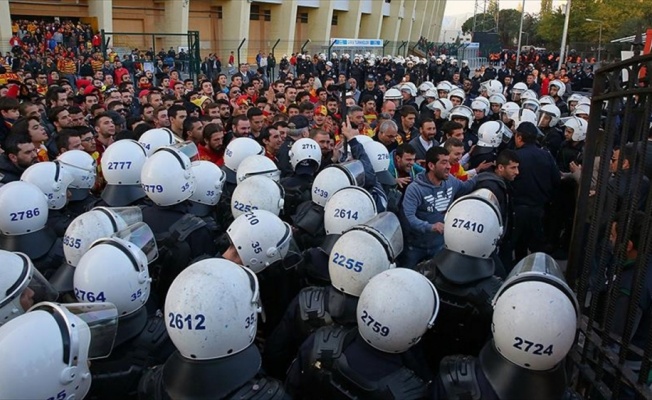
top-left (332, 38), bottom-right (383, 47)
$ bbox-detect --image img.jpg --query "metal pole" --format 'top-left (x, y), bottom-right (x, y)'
top-left (515, 0), bottom-right (525, 69)
top-left (383, 40), bottom-right (389, 56)
top-left (271, 38), bottom-right (280, 79)
top-left (301, 39), bottom-right (311, 54)
top-left (558, 0), bottom-right (571, 71)
top-left (598, 23), bottom-right (602, 62)
top-left (237, 38), bottom-right (246, 67)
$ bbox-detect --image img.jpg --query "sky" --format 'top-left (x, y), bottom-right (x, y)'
top-left (444, 0), bottom-right (565, 17)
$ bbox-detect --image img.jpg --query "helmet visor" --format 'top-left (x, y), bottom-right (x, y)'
top-left (94, 206), bottom-right (143, 229)
top-left (0, 253), bottom-right (58, 311)
top-left (112, 222), bottom-right (158, 264)
top-left (169, 141), bottom-right (199, 163)
top-left (350, 212), bottom-right (404, 261)
top-left (29, 302), bottom-right (119, 361)
top-left (335, 160), bottom-right (366, 187)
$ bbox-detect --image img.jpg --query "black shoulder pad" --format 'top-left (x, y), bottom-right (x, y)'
top-left (298, 286), bottom-right (328, 323)
top-left (439, 355), bottom-right (482, 400)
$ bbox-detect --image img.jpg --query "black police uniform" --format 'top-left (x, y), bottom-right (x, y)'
top-left (88, 306), bottom-right (175, 399)
top-left (139, 345), bottom-right (290, 400)
top-left (540, 125), bottom-right (565, 159)
top-left (0, 227), bottom-right (64, 278)
top-left (263, 285), bottom-right (358, 379)
top-left (434, 341), bottom-right (580, 400)
top-left (286, 325), bottom-right (433, 399)
top-left (417, 250), bottom-right (503, 366)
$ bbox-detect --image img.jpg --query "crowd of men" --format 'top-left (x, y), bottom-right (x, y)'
top-left (0, 15), bottom-right (651, 400)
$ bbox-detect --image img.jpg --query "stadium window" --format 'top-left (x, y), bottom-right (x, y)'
top-left (297, 12), bottom-right (308, 23)
top-left (331, 14), bottom-right (338, 26)
top-left (385, 0), bottom-right (391, 3)
top-left (263, 9), bottom-right (271, 22)
top-left (250, 5), bottom-right (260, 21)
top-left (217, 6), bottom-right (223, 19)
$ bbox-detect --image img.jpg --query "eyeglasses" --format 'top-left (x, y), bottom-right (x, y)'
top-left (231, 91), bottom-right (241, 95)
top-left (81, 136), bottom-right (95, 142)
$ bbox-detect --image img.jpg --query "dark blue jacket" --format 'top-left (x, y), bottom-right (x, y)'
top-left (512, 143), bottom-right (560, 207)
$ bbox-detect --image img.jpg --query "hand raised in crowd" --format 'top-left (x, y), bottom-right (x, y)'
top-left (396, 176), bottom-right (412, 188)
top-left (476, 160), bottom-right (495, 171)
top-left (341, 116), bottom-right (359, 141)
top-left (432, 222), bottom-right (445, 234)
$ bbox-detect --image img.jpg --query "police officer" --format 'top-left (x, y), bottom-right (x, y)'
top-left (264, 212), bottom-right (401, 379)
top-left (280, 137), bottom-right (322, 218)
top-left (231, 175), bottom-right (285, 219)
top-left (97, 139), bottom-right (150, 208)
top-left (74, 227), bottom-right (174, 398)
top-left (435, 253), bottom-right (580, 400)
top-left (448, 105), bottom-right (475, 153)
top-left (286, 268), bottom-right (439, 398)
top-left (539, 104), bottom-right (564, 158)
top-left (0, 181), bottom-right (64, 277)
top-left (417, 189), bottom-right (505, 365)
top-left (186, 160), bottom-right (225, 236)
top-left (140, 142), bottom-right (217, 303)
top-left (139, 258), bottom-right (290, 399)
top-left (57, 149), bottom-right (99, 216)
top-left (0, 249), bottom-right (58, 326)
top-left (21, 160), bottom-right (76, 236)
top-left (0, 301), bottom-right (118, 400)
top-left (363, 140), bottom-right (403, 213)
top-left (467, 120), bottom-right (511, 170)
top-left (278, 115), bottom-right (311, 178)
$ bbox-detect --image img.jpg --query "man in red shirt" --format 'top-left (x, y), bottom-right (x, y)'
top-left (197, 123), bottom-right (225, 166)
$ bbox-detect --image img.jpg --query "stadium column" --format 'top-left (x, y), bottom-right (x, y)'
top-left (88, 0), bottom-right (113, 32)
top-left (306, 1), bottom-right (334, 49)
top-left (220, 0), bottom-right (251, 64)
top-left (164, 0), bottom-right (190, 50)
top-left (0, 0), bottom-right (12, 54)
top-left (397, 0), bottom-right (416, 46)
top-left (410, 0), bottom-right (429, 43)
top-left (337, 0), bottom-right (362, 39)
top-left (358, 0), bottom-right (384, 39)
top-left (268, 0), bottom-right (299, 64)
top-left (380, 0), bottom-right (403, 55)
top-left (428, 1), bottom-right (446, 42)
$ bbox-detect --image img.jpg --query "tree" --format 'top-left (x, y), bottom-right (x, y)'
top-left (540, 0), bottom-right (553, 15)
top-left (497, 9), bottom-right (523, 46)
top-left (461, 13), bottom-right (496, 34)
top-left (488, 0), bottom-right (500, 21)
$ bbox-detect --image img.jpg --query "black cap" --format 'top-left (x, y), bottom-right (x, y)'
top-left (366, 75), bottom-right (376, 81)
top-left (288, 115), bottom-right (310, 130)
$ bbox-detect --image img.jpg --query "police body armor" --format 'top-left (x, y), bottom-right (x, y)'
top-left (281, 175), bottom-right (313, 219)
top-left (302, 325), bottom-right (428, 400)
top-left (150, 213), bottom-right (207, 303)
top-left (418, 252), bottom-right (503, 363)
top-left (139, 345), bottom-right (289, 400)
top-left (0, 229), bottom-right (64, 278)
top-left (297, 286), bottom-right (358, 338)
top-left (89, 307), bottom-right (174, 399)
top-left (291, 200), bottom-right (326, 250)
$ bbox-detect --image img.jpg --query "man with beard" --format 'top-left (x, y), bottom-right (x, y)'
top-left (0, 134), bottom-right (38, 183)
top-left (197, 123), bottom-right (225, 166)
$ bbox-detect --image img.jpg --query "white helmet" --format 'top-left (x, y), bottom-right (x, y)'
top-left (139, 127), bottom-right (181, 156)
top-left (188, 161), bottom-right (225, 214)
top-left (500, 102), bottom-right (521, 121)
top-left (0, 250), bottom-right (57, 325)
top-left (427, 98), bottom-right (454, 119)
top-left (165, 259), bottom-right (260, 360)
top-left (74, 227), bottom-right (155, 317)
top-left (471, 99), bottom-right (489, 114)
top-left (324, 187), bottom-right (377, 235)
top-left (480, 80), bottom-right (504, 97)
top-left (101, 139), bottom-right (147, 186)
top-left (424, 88), bottom-right (438, 99)
top-left (226, 209), bottom-right (293, 273)
top-left (384, 88), bottom-right (402, 101)
top-left (223, 137), bottom-right (264, 184)
top-left (399, 83), bottom-right (417, 97)
top-left (573, 104), bottom-right (590, 118)
top-left (0, 181), bottom-right (48, 235)
top-left (478, 121), bottom-right (510, 148)
top-left (448, 88), bottom-right (466, 102)
top-left (140, 144), bottom-right (196, 206)
top-left (231, 176), bottom-right (284, 218)
top-left (289, 138), bottom-right (321, 171)
top-left (311, 160), bottom-right (365, 207)
top-left (436, 81), bottom-right (453, 97)
top-left (521, 97), bottom-right (541, 114)
top-left (444, 189), bottom-right (503, 259)
top-left (539, 95), bottom-right (555, 107)
top-left (329, 212), bottom-right (403, 296)
top-left (362, 141), bottom-right (395, 185)
top-left (577, 96), bottom-right (591, 108)
top-left (511, 82), bottom-right (528, 100)
top-left (448, 105), bottom-right (473, 126)
top-left (489, 93), bottom-right (507, 106)
top-left (513, 108), bottom-right (538, 129)
top-left (563, 116), bottom-right (588, 141)
top-left (236, 155), bottom-right (281, 184)
top-left (57, 150), bottom-right (96, 191)
top-left (418, 81), bottom-right (435, 94)
top-left (548, 80), bottom-right (565, 97)
top-left (0, 302), bottom-right (118, 400)
top-left (492, 253), bottom-right (578, 371)
top-left (538, 104), bottom-right (561, 128)
top-left (21, 161), bottom-right (74, 210)
top-left (357, 269), bottom-right (439, 353)
top-left (521, 89), bottom-right (539, 101)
